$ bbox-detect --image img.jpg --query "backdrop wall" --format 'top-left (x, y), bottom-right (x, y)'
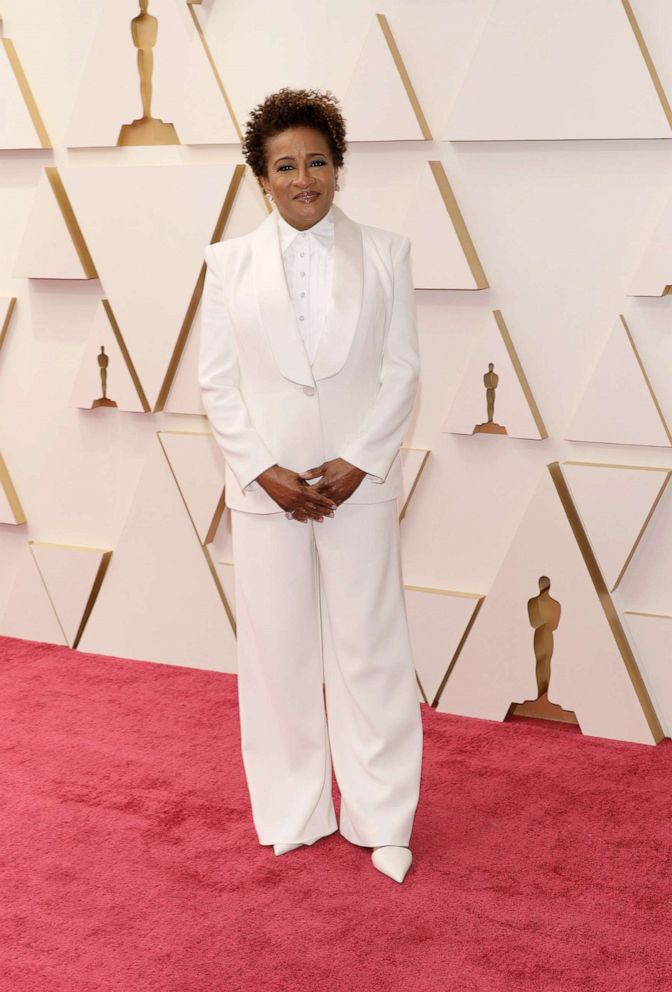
top-left (0, 0), bottom-right (670, 744)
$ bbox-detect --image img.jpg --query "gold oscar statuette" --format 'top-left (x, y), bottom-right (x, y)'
top-left (473, 362), bottom-right (508, 435)
top-left (91, 345), bottom-right (118, 409)
top-left (506, 576), bottom-right (579, 725)
top-left (117, 0), bottom-right (179, 146)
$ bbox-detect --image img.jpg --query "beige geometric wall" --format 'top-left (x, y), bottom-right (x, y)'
top-left (0, 0), bottom-right (671, 746)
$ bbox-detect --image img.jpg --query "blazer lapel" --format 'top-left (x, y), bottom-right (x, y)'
top-left (252, 210), bottom-right (314, 388)
top-left (311, 204), bottom-right (364, 382)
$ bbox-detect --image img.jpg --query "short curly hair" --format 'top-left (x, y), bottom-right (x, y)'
top-left (242, 88), bottom-right (347, 182)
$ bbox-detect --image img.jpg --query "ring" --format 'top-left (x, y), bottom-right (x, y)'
top-left (285, 511), bottom-right (294, 520)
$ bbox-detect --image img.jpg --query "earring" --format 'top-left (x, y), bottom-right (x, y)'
top-left (335, 181), bottom-right (340, 191)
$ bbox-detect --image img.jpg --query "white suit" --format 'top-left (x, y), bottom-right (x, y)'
top-left (199, 204), bottom-right (423, 847)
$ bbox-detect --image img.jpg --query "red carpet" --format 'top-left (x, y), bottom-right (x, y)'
top-left (0, 634), bottom-right (670, 992)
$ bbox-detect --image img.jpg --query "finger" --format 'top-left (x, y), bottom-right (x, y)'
top-left (292, 510), bottom-right (309, 523)
top-left (304, 492), bottom-right (337, 512)
top-left (299, 464), bottom-right (327, 480)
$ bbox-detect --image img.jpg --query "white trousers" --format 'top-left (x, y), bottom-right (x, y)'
top-left (230, 499), bottom-right (423, 847)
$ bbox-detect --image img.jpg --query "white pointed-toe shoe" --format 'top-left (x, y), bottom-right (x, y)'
top-left (273, 836), bottom-right (322, 857)
top-left (371, 846), bottom-right (413, 883)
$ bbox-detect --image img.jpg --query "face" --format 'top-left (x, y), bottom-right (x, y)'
top-left (260, 126), bottom-right (338, 231)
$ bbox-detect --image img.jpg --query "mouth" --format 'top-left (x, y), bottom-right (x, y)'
top-left (294, 191), bottom-right (320, 204)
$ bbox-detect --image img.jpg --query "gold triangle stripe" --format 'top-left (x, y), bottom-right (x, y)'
top-left (620, 0), bottom-right (672, 130)
top-left (0, 297), bottom-right (17, 351)
top-left (1, 39), bottom-right (51, 148)
top-left (100, 299), bottom-right (150, 412)
top-left (620, 314), bottom-right (672, 445)
top-left (46, 168), bottom-right (98, 279)
top-left (494, 309), bottom-right (548, 439)
top-left (377, 14), bottom-right (432, 140)
top-left (154, 163), bottom-right (245, 412)
top-left (156, 432), bottom-right (236, 635)
top-left (548, 460), bottom-right (664, 742)
top-left (429, 162), bottom-right (489, 289)
top-left (187, 4), bottom-right (242, 142)
top-left (0, 449), bottom-right (26, 524)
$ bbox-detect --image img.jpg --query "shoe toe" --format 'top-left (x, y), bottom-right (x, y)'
top-left (371, 846), bottom-right (413, 883)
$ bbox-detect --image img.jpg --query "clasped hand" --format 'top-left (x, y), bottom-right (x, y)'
top-left (256, 458), bottom-right (366, 522)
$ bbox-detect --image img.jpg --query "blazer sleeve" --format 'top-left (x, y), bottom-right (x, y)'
top-left (198, 245), bottom-right (276, 491)
top-left (340, 234), bottom-right (420, 482)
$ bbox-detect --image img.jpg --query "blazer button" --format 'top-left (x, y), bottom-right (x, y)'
top-left (303, 385), bottom-right (316, 396)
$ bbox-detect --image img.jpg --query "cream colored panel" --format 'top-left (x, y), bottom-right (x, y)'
top-left (29, 541), bottom-right (111, 648)
top-left (405, 586), bottom-right (483, 706)
top-left (70, 301), bottom-right (148, 413)
top-left (444, 0), bottom-right (670, 140)
top-left (624, 612), bottom-right (672, 737)
top-left (13, 169), bottom-right (96, 280)
top-left (629, 193), bottom-right (672, 296)
top-left (438, 464), bottom-right (661, 745)
top-left (0, 38), bottom-right (50, 149)
top-left (162, 301), bottom-right (205, 416)
top-left (342, 14), bottom-right (430, 141)
top-left (443, 310), bottom-right (547, 440)
top-left (0, 297), bottom-right (16, 352)
top-left (65, 0), bottom-right (238, 147)
top-left (0, 549), bottom-right (66, 645)
top-left (78, 437), bottom-right (236, 670)
top-left (617, 483), bottom-right (672, 617)
top-left (564, 462), bottom-right (670, 591)
top-left (158, 430), bottom-right (225, 545)
top-left (163, 172), bottom-right (268, 415)
top-left (567, 316), bottom-right (671, 447)
top-left (402, 161), bottom-right (488, 290)
top-left (0, 450), bottom-right (25, 525)
top-left (60, 163), bottom-right (239, 411)
top-left (399, 447), bottom-right (429, 521)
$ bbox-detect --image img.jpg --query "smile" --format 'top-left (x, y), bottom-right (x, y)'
top-left (294, 192), bottom-right (320, 203)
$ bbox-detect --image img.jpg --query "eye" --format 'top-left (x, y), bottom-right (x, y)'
top-left (278, 164), bottom-right (294, 172)
top-left (310, 159), bottom-right (327, 167)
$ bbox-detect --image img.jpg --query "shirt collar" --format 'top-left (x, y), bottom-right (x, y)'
top-left (277, 206), bottom-right (335, 253)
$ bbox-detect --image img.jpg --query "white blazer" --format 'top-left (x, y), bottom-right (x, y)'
top-left (198, 204), bottom-right (419, 514)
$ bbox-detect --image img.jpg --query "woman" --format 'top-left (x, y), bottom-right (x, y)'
top-left (198, 88), bottom-right (423, 884)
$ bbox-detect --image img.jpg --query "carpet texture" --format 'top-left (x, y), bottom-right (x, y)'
top-left (0, 634), bottom-right (670, 992)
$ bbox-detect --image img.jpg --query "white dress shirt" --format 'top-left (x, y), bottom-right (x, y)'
top-left (277, 206), bottom-right (334, 366)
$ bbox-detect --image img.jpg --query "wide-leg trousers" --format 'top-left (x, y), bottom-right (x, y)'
top-left (230, 498), bottom-right (423, 847)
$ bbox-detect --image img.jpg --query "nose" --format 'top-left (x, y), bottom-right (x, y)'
top-left (293, 164), bottom-right (314, 187)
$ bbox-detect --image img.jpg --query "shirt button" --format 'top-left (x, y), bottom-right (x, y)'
top-left (300, 271), bottom-right (306, 277)
top-left (300, 291), bottom-right (306, 298)
top-left (299, 252), bottom-right (306, 258)
top-left (303, 385), bottom-right (315, 396)
top-left (299, 315), bottom-right (305, 321)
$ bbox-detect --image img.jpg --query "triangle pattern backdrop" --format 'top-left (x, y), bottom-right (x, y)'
top-left (563, 462), bottom-right (670, 592)
top-left (13, 168), bottom-right (98, 280)
top-left (29, 542), bottom-right (112, 648)
top-left (624, 612), bottom-right (672, 739)
top-left (59, 163), bottom-right (244, 412)
top-left (78, 435), bottom-right (237, 670)
top-left (402, 162), bottom-right (488, 291)
top-left (70, 301), bottom-right (149, 413)
top-left (629, 192), bottom-right (672, 297)
top-left (65, 0), bottom-right (238, 147)
top-left (443, 0), bottom-right (671, 139)
top-left (0, 35), bottom-right (51, 148)
top-left (405, 586), bottom-right (484, 707)
top-left (437, 463), bottom-right (663, 745)
top-left (566, 315), bottom-right (671, 448)
top-left (0, 450), bottom-right (25, 526)
top-left (341, 13), bottom-right (431, 141)
top-left (0, 298), bottom-right (17, 353)
top-left (442, 310), bottom-right (548, 440)
top-left (0, 547), bottom-right (66, 644)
